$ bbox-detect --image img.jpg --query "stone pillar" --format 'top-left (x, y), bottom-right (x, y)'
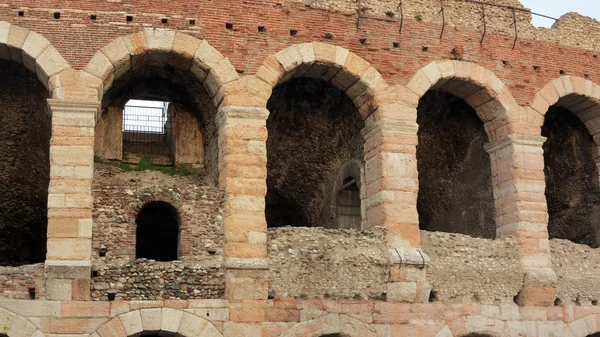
top-left (485, 134), bottom-right (556, 306)
top-left (45, 99), bottom-right (98, 301)
top-left (218, 106), bottom-right (269, 301)
top-left (362, 114), bottom-right (430, 303)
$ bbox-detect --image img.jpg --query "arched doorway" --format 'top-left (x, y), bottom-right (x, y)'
top-left (543, 104), bottom-right (600, 247)
top-left (416, 90), bottom-right (495, 238)
top-left (0, 59), bottom-right (51, 265)
top-left (135, 201), bottom-right (180, 261)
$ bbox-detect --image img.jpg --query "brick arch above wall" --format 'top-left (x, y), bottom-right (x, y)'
top-left (405, 60), bottom-right (521, 142)
top-left (560, 313), bottom-right (600, 337)
top-left (0, 21), bottom-right (70, 95)
top-left (530, 76), bottom-right (600, 140)
top-left (83, 29), bottom-right (239, 114)
top-left (221, 42), bottom-right (388, 119)
top-left (91, 308), bottom-right (222, 337)
top-left (0, 306), bottom-right (46, 337)
top-left (278, 313), bottom-right (378, 337)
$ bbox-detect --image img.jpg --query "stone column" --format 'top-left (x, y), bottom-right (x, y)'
top-left (362, 113), bottom-right (430, 303)
top-left (45, 99), bottom-right (98, 301)
top-left (485, 134), bottom-right (556, 306)
top-left (218, 106), bottom-right (269, 301)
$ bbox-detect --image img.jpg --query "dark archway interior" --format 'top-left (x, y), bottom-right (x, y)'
top-left (416, 90), bottom-right (495, 238)
top-left (461, 334), bottom-right (494, 337)
top-left (136, 201), bottom-right (180, 261)
top-left (543, 106), bottom-right (600, 247)
top-left (100, 64), bottom-right (218, 183)
top-left (0, 60), bottom-right (50, 266)
top-left (587, 333), bottom-right (600, 337)
top-left (265, 78), bottom-right (364, 228)
top-left (320, 334), bottom-right (343, 337)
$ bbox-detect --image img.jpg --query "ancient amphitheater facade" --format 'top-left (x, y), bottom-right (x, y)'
top-left (1, 0), bottom-right (600, 336)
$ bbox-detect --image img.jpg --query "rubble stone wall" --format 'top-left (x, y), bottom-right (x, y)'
top-left (91, 164), bottom-right (225, 300)
top-left (0, 264), bottom-right (45, 300)
top-left (91, 260), bottom-right (224, 301)
top-left (421, 231), bottom-right (524, 304)
top-left (268, 227), bottom-right (389, 300)
top-left (551, 239), bottom-right (600, 305)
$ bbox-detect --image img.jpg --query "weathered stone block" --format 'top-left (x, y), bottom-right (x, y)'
top-left (386, 281), bottom-right (417, 303)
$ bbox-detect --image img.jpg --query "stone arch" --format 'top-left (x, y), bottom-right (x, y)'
top-left (129, 192), bottom-right (184, 219)
top-left (278, 313), bottom-right (378, 337)
top-left (0, 307), bottom-right (46, 337)
top-left (83, 29), bottom-right (239, 114)
top-left (0, 21), bottom-right (70, 95)
top-left (530, 76), bottom-right (600, 140)
top-left (92, 308), bottom-right (222, 337)
top-left (444, 316), bottom-right (518, 337)
top-left (406, 60), bottom-right (520, 142)
top-left (247, 42), bottom-right (388, 119)
top-left (560, 313), bottom-right (600, 337)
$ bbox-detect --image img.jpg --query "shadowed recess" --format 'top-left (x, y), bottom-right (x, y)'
top-left (416, 90), bottom-right (495, 239)
top-left (265, 78), bottom-right (364, 228)
top-left (0, 60), bottom-right (50, 266)
top-left (543, 106), bottom-right (600, 247)
top-left (97, 64), bottom-right (218, 184)
top-left (136, 201), bottom-right (180, 261)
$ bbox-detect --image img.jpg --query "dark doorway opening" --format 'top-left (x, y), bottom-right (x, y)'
top-left (542, 106), bottom-right (600, 247)
top-left (334, 177), bottom-right (361, 229)
top-left (135, 201), bottom-right (180, 261)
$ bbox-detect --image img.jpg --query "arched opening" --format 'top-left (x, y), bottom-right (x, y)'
top-left (334, 176), bottom-right (361, 229)
top-left (416, 90), bottom-right (495, 238)
top-left (543, 105), bottom-right (600, 247)
top-left (587, 333), bottom-right (600, 337)
top-left (321, 334), bottom-right (344, 337)
top-left (265, 77), bottom-right (364, 228)
top-left (0, 60), bottom-right (50, 266)
top-left (135, 201), bottom-right (180, 261)
top-left (95, 63), bottom-right (216, 181)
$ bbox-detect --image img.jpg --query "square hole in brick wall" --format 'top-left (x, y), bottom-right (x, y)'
top-left (226, 23), bottom-right (233, 30)
top-left (54, 12), bottom-right (60, 19)
top-left (189, 19), bottom-right (196, 25)
top-left (161, 18), bottom-right (168, 24)
top-left (90, 14), bottom-right (97, 20)
top-left (18, 11), bottom-right (24, 17)
top-left (126, 15), bottom-right (133, 22)
top-left (258, 26), bottom-right (266, 32)
top-left (290, 29), bottom-right (297, 36)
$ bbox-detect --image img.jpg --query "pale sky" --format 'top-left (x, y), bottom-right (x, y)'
top-left (519, 0), bottom-right (600, 27)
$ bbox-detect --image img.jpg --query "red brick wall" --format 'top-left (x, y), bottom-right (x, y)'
top-left (2, 0), bottom-right (599, 108)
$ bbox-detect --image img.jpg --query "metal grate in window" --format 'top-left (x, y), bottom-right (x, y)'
top-left (122, 100), bottom-right (174, 157)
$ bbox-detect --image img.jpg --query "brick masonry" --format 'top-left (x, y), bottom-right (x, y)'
top-left (1, 0), bottom-right (600, 335)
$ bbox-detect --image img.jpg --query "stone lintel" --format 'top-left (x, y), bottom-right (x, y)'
top-left (361, 119), bottom-right (419, 140)
top-left (225, 257), bottom-right (269, 270)
top-left (47, 99), bottom-right (101, 114)
top-left (217, 106), bottom-right (269, 127)
top-left (484, 133), bottom-right (547, 154)
top-left (388, 248), bottom-right (430, 267)
top-left (45, 260), bottom-right (91, 279)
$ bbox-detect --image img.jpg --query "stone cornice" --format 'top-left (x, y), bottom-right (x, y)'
top-left (484, 134), bottom-right (547, 154)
